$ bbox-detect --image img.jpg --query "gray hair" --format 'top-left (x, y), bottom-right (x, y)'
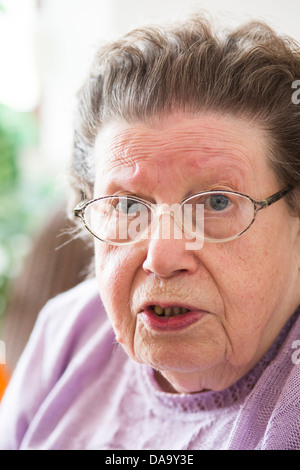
top-left (70, 15), bottom-right (300, 211)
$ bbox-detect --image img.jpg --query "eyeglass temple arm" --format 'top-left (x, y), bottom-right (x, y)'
top-left (255, 187), bottom-right (292, 211)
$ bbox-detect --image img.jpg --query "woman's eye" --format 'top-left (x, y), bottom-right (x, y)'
top-left (116, 198), bottom-right (145, 215)
top-left (206, 194), bottom-right (230, 211)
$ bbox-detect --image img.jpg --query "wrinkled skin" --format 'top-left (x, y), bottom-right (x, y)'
top-left (93, 111), bottom-right (300, 393)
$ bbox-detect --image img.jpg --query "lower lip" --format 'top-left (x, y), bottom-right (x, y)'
top-left (139, 309), bottom-right (204, 332)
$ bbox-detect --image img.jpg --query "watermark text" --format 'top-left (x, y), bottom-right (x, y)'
top-left (291, 80), bottom-right (300, 104)
top-left (292, 339), bottom-right (300, 365)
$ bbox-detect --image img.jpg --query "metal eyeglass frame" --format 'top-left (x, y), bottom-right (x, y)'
top-left (73, 187), bottom-right (292, 245)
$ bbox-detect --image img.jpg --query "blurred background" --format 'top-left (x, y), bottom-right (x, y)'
top-left (0, 0), bottom-right (300, 371)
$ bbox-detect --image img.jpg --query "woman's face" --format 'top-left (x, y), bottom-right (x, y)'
top-left (93, 112), bottom-right (300, 393)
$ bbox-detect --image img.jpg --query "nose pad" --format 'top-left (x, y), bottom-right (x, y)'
top-left (149, 204), bottom-right (183, 241)
top-left (149, 204), bottom-right (204, 250)
top-left (160, 211), bottom-right (180, 240)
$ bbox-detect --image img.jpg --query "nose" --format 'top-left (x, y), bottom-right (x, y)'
top-left (142, 213), bottom-right (199, 278)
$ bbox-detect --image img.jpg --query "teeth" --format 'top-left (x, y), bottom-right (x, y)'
top-left (152, 305), bottom-right (190, 317)
top-left (165, 307), bottom-right (172, 317)
top-left (173, 307), bottom-right (180, 316)
top-left (154, 305), bottom-right (164, 315)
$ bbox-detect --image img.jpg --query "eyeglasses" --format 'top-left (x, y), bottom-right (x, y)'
top-left (73, 187), bottom-right (291, 246)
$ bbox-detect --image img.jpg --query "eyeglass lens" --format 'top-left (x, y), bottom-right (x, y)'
top-left (83, 193), bottom-right (256, 244)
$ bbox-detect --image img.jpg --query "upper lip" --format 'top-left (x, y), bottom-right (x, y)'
top-left (139, 302), bottom-right (205, 313)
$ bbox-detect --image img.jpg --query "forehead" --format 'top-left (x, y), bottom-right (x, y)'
top-left (93, 112), bottom-right (275, 195)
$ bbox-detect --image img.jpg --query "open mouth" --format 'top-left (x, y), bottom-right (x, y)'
top-left (150, 305), bottom-right (190, 317)
top-left (139, 303), bottom-right (203, 331)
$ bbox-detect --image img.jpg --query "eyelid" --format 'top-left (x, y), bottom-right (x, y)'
top-left (110, 190), bottom-right (154, 203)
top-left (203, 184), bottom-right (241, 193)
top-left (111, 190), bottom-right (137, 197)
top-left (187, 192), bottom-right (232, 205)
top-left (110, 187), bottom-right (242, 206)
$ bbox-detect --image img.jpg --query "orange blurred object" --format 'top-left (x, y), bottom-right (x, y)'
top-left (0, 365), bottom-right (10, 401)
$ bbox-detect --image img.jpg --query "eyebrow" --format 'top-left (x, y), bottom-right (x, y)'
top-left (97, 164), bottom-right (249, 202)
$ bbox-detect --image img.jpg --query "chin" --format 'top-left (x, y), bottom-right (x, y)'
top-left (134, 336), bottom-right (225, 376)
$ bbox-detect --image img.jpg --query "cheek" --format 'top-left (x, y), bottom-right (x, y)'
top-left (95, 245), bottom-right (128, 314)
top-left (214, 232), bottom-right (294, 344)
top-left (220, 243), bottom-right (276, 312)
top-left (94, 243), bottom-right (141, 357)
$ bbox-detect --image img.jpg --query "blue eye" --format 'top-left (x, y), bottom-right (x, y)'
top-left (116, 198), bottom-right (147, 215)
top-left (207, 194), bottom-right (229, 211)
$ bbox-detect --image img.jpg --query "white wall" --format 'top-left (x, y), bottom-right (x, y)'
top-left (35, 0), bottom-right (300, 191)
top-left (112, 0), bottom-right (300, 40)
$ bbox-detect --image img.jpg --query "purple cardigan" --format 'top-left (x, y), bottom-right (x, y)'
top-left (0, 278), bottom-right (299, 450)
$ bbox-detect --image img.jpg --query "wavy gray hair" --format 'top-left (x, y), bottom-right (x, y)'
top-left (70, 15), bottom-right (300, 211)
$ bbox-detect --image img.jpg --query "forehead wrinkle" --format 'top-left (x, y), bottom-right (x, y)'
top-left (95, 116), bottom-right (269, 190)
top-left (99, 130), bottom-right (157, 177)
top-left (101, 132), bottom-right (251, 172)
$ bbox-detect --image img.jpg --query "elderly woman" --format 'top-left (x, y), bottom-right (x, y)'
top-left (0, 15), bottom-right (299, 450)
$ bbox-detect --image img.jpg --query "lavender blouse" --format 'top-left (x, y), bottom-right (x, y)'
top-left (0, 278), bottom-right (299, 450)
